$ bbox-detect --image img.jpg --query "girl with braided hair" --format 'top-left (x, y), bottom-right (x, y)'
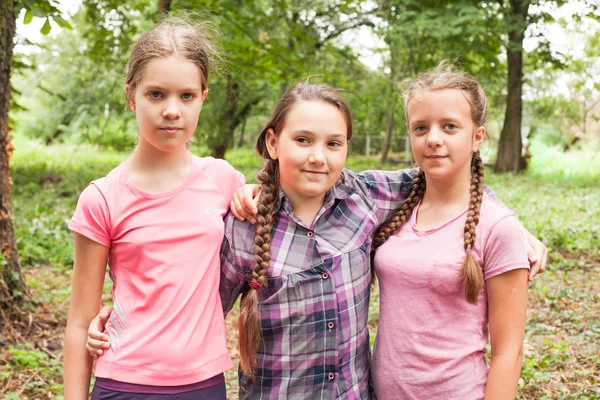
top-left (219, 82), bottom-right (419, 399)
top-left (370, 64), bottom-right (529, 399)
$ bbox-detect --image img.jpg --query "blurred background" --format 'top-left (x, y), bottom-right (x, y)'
top-left (1, 0), bottom-right (598, 399)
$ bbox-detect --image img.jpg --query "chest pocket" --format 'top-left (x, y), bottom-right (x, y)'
top-left (429, 260), bottom-right (464, 296)
top-left (255, 264), bottom-right (336, 358)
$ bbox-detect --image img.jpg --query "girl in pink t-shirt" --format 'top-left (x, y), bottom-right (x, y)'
top-left (63, 18), bottom-right (244, 400)
top-left (370, 63), bottom-right (529, 399)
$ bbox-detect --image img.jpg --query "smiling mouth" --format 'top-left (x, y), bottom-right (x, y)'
top-left (303, 170), bottom-right (327, 175)
top-left (161, 127), bottom-right (182, 134)
top-left (425, 155), bottom-right (448, 159)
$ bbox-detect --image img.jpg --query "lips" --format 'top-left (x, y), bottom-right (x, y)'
top-left (303, 170), bottom-right (327, 175)
top-left (425, 155), bottom-right (448, 159)
top-left (160, 127), bottom-right (182, 135)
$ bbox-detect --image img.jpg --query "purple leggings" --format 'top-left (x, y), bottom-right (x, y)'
top-left (91, 376), bottom-right (226, 400)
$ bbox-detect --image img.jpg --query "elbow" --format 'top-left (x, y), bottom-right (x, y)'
top-left (491, 345), bottom-right (524, 370)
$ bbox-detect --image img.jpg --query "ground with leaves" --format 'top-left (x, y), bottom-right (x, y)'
top-left (1, 139), bottom-right (598, 399)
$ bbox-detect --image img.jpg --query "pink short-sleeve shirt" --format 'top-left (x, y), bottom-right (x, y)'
top-left (371, 193), bottom-right (529, 399)
top-left (69, 155), bottom-right (244, 386)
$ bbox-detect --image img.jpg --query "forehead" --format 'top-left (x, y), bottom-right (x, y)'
top-left (137, 56), bottom-right (203, 88)
top-left (284, 100), bottom-right (348, 137)
top-left (407, 89), bottom-right (472, 121)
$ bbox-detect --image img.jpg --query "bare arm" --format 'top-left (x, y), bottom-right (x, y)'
top-left (63, 233), bottom-right (109, 400)
top-left (484, 268), bottom-right (528, 400)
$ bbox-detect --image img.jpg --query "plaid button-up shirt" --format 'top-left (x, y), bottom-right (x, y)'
top-left (220, 168), bottom-right (415, 400)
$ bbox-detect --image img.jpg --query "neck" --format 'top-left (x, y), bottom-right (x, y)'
top-left (422, 172), bottom-right (471, 208)
top-left (129, 140), bottom-right (189, 173)
top-left (281, 185), bottom-right (326, 227)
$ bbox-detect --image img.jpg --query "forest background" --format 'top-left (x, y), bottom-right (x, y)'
top-left (0, 0), bottom-right (599, 398)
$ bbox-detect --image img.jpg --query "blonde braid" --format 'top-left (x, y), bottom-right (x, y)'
top-left (461, 151), bottom-right (485, 304)
top-left (371, 170), bottom-right (427, 281)
top-left (238, 160), bottom-right (279, 377)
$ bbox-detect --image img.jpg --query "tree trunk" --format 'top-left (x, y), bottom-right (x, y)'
top-left (495, 0), bottom-right (530, 173)
top-left (380, 93), bottom-right (394, 166)
top-left (0, 0), bottom-right (28, 306)
top-left (380, 48), bottom-right (397, 166)
top-left (237, 117), bottom-right (247, 148)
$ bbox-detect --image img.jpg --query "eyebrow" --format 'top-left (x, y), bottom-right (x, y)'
top-left (142, 84), bottom-right (202, 92)
top-left (290, 129), bottom-right (347, 138)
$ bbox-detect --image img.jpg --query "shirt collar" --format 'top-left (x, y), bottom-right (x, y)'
top-left (274, 171), bottom-right (357, 214)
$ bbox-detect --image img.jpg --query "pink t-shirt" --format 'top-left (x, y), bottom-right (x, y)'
top-left (69, 155), bottom-right (244, 386)
top-left (371, 193), bottom-right (529, 400)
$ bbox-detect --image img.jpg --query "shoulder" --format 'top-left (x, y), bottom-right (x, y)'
top-left (78, 164), bottom-right (124, 209)
top-left (477, 194), bottom-right (525, 254)
top-left (194, 156), bottom-right (244, 187)
top-left (193, 155), bottom-right (237, 175)
top-left (478, 193), bottom-right (517, 231)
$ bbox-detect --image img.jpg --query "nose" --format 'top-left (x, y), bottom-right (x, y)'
top-left (308, 145), bottom-right (326, 165)
top-left (162, 98), bottom-right (181, 119)
top-left (426, 126), bottom-right (443, 147)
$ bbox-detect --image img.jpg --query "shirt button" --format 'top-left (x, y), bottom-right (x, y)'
top-left (321, 272), bottom-right (329, 280)
top-left (328, 373), bottom-right (335, 381)
top-left (307, 230), bottom-right (314, 238)
top-left (327, 321), bottom-right (335, 329)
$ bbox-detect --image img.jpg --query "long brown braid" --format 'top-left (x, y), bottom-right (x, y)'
top-left (371, 170), bottom-right (426, 281)
top-left (462, 151), bottom-right (485, 303)
top-left (237, 160), bottom-right (279, 377)
top-left (237, 83), bottom-right (353, 377)
top-left (373, 61), bottom-right (488, 304)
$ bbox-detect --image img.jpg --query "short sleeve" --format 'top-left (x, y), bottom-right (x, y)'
top-left (68, 183), bottom-right (111, 247)
top-left (483, 215), bottom-right (529, 280)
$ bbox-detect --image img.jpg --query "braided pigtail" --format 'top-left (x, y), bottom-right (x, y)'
top-left (461, 151), bottom-right (485, 304)
top-left (371, 170), bottom-right (427, 282)
top-left (238, 160), bottom-right (279, 377)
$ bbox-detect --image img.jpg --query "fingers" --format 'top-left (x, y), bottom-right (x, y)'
top-left (529, 244), bottom-right (548, 281)
top-left (230, 195), bottom-right (247, 222)
top-left (231, 185), bottom-right (260, 223)
top-left (527, 235), bottom-right (548, 281)
top-left (98, 305), bottom-right (113, 320)
top-left (241, 186), bottom-right (259, 217)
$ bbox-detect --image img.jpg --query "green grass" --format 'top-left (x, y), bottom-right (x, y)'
top-left (3, 136), bottom-right (599, 399)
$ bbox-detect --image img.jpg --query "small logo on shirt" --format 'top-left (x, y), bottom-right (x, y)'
top-left (204, 206), bottom-right (217, 215)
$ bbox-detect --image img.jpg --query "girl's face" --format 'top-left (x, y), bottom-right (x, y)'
top-left (127, 55), bottom-right (208, 153)
top-left (266, 100), bottom-right (348, 208)
top-left (407, 89), bottom-right (484, 183)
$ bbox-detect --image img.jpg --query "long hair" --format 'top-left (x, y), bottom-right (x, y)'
top-left (238, 83), bottom-right (353, 376)
top-left (373, 62), bottom-right (487, 304)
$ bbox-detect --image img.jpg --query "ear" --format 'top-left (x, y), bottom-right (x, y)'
top-left (201, 88), bottom-right (209, 102)
top-left (265, 128), bottom-right (279, 160)
top-left (472, 125), bottom-right (485, 152)
top-left (125, 85), bottom-right (135, 111)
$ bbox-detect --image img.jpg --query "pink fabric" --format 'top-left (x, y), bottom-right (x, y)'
top-left (69, 155), bottom-right (244, 386)
top-left (371, 193), bottom-right (529, 400)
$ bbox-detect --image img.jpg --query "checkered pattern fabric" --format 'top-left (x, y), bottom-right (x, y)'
top-left (220, 168), bottom-right (415, 400)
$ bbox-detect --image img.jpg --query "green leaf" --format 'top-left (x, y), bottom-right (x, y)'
top-left (24, 8), bottom-right (33, 25)
top-left (41, 18), bottom-right (51, 35)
